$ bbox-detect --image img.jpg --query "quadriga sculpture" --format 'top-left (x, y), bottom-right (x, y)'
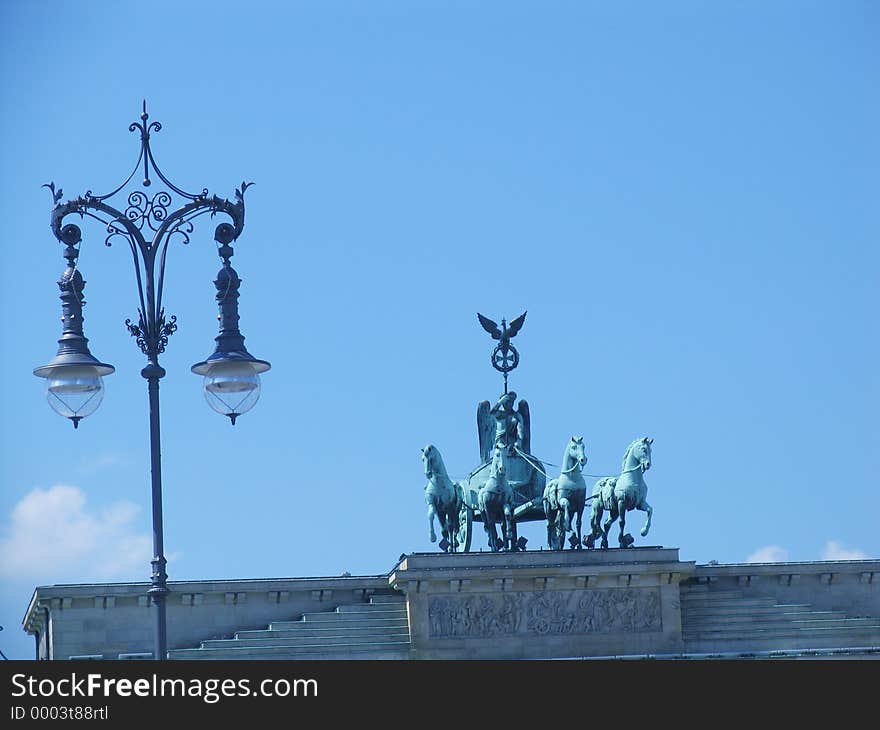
top-left (422, 444), bottom-right (463, 553)
top-left (478, 443), bottom-right (517, 552)
top-left (542, 436), bottom-right (587, 550)
top-left (585, 437), bottom-right (653, 549)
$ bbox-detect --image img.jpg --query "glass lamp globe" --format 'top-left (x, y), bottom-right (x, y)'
top-left (201, 361), bottom-right (262, 425)
top-left (45, 365), bottom-right (106, 428)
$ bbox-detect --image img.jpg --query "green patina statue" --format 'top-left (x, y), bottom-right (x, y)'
top-left (422, 444), bottom-right (463, 553)
top-left (477, 443), bottom-right (516, 552)
top-left (542, 436), bottom-right (588, 550)
top-left (421, 312), bottom-right (657, 554)
top-left (585, 438), bottom-right (654, 549)
top-left (478, 391), bottom-right (529, 462)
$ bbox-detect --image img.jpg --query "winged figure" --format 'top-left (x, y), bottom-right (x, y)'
top-left (477, 311), bottom-right (527, 349)
top-left (477, 392), bottom-right (532, 463)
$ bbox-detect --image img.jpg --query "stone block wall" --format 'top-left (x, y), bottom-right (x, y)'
top-left (23, 575), bottom-right (391, 660)
top-left (689, 559), bottom-right (880, 616)
top-left (22, 553), bottom-right (880, 659)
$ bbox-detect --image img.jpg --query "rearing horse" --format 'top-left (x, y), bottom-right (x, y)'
top-left (585, 437), bottom-right (653, 549)
top-left (422, 444), bottom-right (462, 553)
top-left (542, 436), bottom-right (587, 550)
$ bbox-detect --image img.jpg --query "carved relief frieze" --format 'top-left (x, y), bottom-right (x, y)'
top-left (428, 588), bottom-right (661, 638)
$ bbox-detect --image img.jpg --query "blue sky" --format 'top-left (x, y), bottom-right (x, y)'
top-left (0, 1), bottom-right (877, 659)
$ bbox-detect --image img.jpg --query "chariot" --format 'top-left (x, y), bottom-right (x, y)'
top-left (452, 394), bottom-right (547, 552)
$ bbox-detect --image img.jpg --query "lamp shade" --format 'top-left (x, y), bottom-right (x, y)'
top-left (192, 353), bottom-right (270, 425)
top-left (34, 354), bottom-right (115, 428)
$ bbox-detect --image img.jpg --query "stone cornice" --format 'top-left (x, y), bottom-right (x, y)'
top-left (21, 573), bottom-right (390, 635)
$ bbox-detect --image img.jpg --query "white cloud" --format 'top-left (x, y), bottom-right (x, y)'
top-left (821, 540), bottom-right (869, 561)
top-left (746, 545), bottom-right (789, 563)
top-left (78, 453), bottom-right (128, 475)
top-left (0, 485), bottom-right (151, 583)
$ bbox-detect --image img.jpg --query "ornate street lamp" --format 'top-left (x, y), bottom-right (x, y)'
top-left (34, 103), bottom-right (271, 659)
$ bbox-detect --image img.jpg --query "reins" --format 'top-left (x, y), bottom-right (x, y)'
top-left (513, 445), bottom-right (643, 480)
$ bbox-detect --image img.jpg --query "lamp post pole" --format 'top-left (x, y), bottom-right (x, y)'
top-left (145, 359), bottom-right (168, 658)
top-left (35, 103), bottom-right (270, 660)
